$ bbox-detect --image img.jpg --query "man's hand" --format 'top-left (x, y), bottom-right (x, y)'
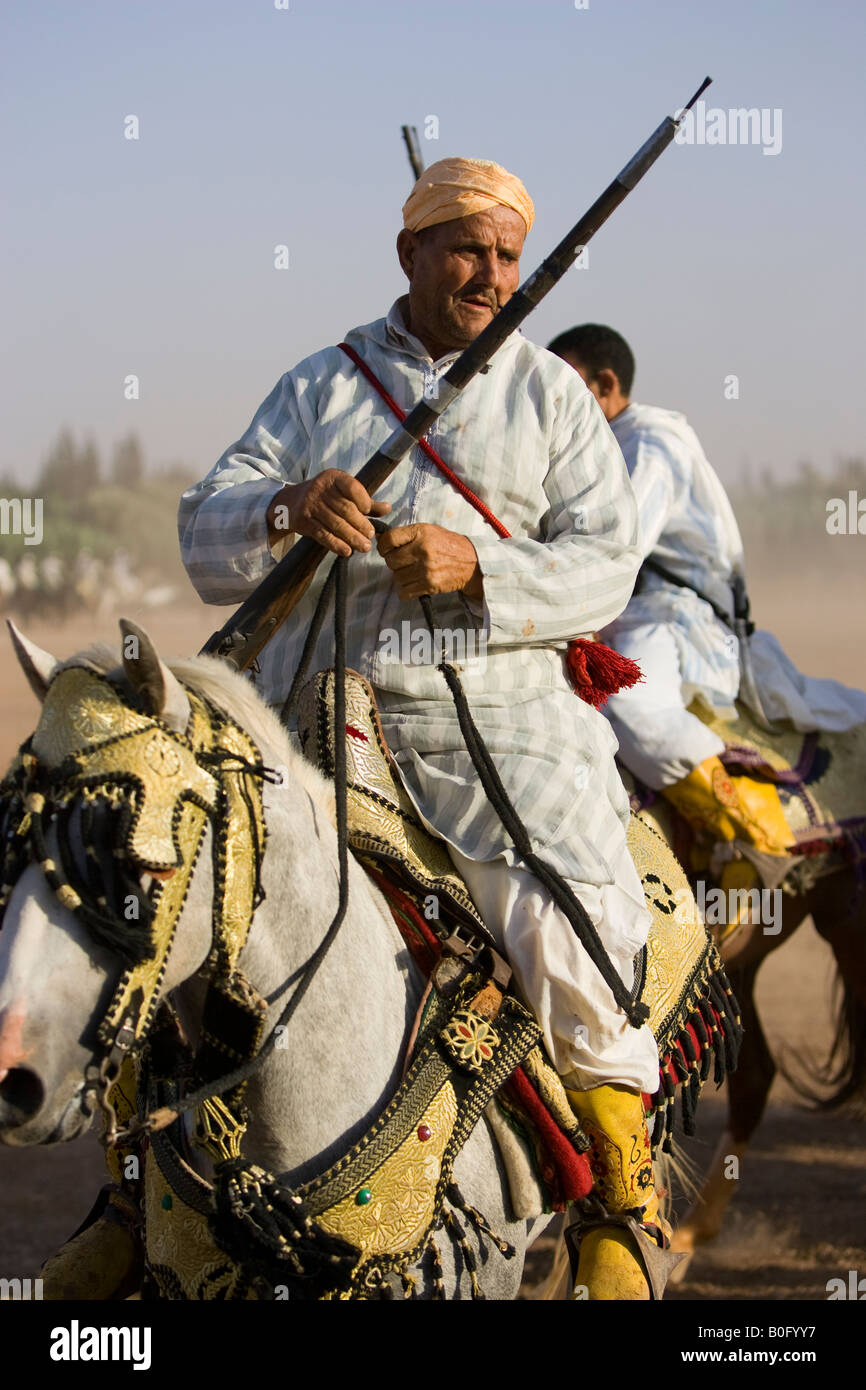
top-left (377, 523), bottom-right (483, 602)
top-left (266, 470), bottom-right (391, 557)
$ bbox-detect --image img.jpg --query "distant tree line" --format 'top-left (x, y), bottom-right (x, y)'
top-left (731, 457), bottom-right (866, 572)
top-left (0, 430), bottom-right (199, 582)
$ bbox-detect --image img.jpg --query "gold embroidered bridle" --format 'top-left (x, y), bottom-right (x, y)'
top-left (0, 663), bottom-right (271, 1127)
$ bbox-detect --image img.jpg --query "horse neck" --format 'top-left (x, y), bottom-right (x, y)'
top-left (175, 739), bottom-right (421, 1185)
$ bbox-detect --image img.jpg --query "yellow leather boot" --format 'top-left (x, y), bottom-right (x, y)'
top-left (565, 1084), bottom-right (677, 1300)
top-left (661, 754), bottom-right (794, 857)
top-left (662, 755), bottom-right (794, 935)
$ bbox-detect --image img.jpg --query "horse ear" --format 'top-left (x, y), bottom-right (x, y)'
top-left (7, 620), bottom-right (59, 701)
top-left (119, 618), bottom-right (190, 735)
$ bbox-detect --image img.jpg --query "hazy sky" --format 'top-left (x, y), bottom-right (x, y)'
top-left (2, 0), bottom-right (864, 489)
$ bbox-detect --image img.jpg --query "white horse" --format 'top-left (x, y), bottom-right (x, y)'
top-left (0, 622), bottom-right (553, 1299)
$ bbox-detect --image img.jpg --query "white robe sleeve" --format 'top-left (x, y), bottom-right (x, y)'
top-left (177, 373), bottom-right (310, 605)
top-left (468, 390), bottom-right (642, 644)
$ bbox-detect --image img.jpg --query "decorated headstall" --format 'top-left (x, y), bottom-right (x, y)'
top-left (0, 662), bottom-right (269, 1080)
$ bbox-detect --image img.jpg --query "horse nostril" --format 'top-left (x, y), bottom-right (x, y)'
top-left (0, 1066), bottom-right (44, 1123)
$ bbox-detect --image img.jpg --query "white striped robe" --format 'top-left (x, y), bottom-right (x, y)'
top-left (179, 300), bottom-right (646, 891)
top-left (603, 402), bottom-right (866, 789)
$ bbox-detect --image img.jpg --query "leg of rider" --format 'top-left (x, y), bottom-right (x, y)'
top-left (605, 622), bottom-right (727, 791)
top-left (606, 623), bottom-right (794, 907)
top-left (449, 838), bottom-right (665, 1299)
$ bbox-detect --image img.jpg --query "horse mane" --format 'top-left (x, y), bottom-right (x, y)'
top-left (58, 643), bottom-right (337, 824)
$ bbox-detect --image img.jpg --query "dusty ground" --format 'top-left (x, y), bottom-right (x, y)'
top-left (0, 571), bottom-right (864, 1298)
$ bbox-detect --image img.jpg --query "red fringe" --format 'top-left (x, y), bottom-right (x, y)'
top-left (660, 1004), bottom-right (722, 1088)
top-left (566, 638), bottom-right (643, 710)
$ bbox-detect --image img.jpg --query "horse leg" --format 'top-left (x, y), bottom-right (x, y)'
top-left (670, 892), bottom-right (809, 1275)
top-left (805, 868), bottom-right (866, 1107)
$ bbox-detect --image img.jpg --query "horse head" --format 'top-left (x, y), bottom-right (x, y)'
top-left (0, 620), bottom-right (224, 1145)
top-left (0, 619), bottom-right (414, 1193)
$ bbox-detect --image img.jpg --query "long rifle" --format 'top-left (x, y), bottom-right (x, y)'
top-left (202, 77), bottom-right (712, 670)
top-left (401, 124), bottom-right (424, 182)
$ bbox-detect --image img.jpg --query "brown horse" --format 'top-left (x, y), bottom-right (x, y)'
top-left (622, 738), bottom-right (866, 1273)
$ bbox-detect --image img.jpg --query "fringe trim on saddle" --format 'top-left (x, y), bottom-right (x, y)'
top-left (644, 960), bottom-right (743, 1154)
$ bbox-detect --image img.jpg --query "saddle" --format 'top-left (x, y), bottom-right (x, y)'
top-left (628, 696), bottom-right (866, 897)
top-left (296, 668), bottom-right (743, 1158)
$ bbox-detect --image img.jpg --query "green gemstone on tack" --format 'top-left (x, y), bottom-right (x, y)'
top-left (161, 1193), bottom-right (173, 1211)
top-left (355, 1187), bottom-right (373, 1206)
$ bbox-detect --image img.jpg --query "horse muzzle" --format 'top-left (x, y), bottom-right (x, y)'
top-left (0, 1062), bottom-right (44, 1137)
top-left (0, 1007), bottom-right (94, 1144)
top-left (0, 1068), bottom-right (94, 1145)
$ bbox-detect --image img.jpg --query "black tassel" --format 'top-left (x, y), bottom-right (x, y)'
top-left (445, 1181), bottom-right (516, 1259)
top-left (680, 1025), bottom-right (699, 1066)
top-left (650, 1093), bottom-right (666, 1151)
top-left (691, 1009), bottom-right (712, 1080)
top-left (662, 1095), bottom-right (675, 1154)
top-left (712, 972), bottom-right (743, 1071)
top-left (443, 1206), bottom-right (484, 1300)
top-left (428, 1236), bottom-right (446, 1300)
top-left (671, 1045), bottom-right (689, 1084)
top-left (700, 997), bottom-right (727, 1085)
top-left (210, 1159), bottom-right (359, 1300)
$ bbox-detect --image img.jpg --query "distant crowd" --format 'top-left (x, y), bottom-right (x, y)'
top-left (0, 549), bottom-right (177, 623)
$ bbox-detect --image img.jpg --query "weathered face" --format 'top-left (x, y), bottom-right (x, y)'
top-left (397, 205), bottom-right (526, 358)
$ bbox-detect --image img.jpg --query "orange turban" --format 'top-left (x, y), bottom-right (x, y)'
top-left (402, 156), bottom-right (534, 235)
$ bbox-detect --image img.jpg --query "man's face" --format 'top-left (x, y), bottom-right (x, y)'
top-left (397, 206), bottom-right (526, 358)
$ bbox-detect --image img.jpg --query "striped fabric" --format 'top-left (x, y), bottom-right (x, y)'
top-left (178, 300), bottom-right (644, 887)
top-left (604, 401), bottom-right (866, 756)
top-left (603, 402), bottom-right (744, 712)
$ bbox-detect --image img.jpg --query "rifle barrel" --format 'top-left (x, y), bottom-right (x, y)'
top-left (401, 125), bottom-right (424, 181)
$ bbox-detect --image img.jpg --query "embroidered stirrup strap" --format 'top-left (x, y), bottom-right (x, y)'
top-left (337, 341), bottom-right (641, 709)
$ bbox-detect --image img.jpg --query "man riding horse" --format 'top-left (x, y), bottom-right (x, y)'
top-left (178, 159), bottom-right (667, 1299)
top-left (549, 322), bottom-right (866, 915)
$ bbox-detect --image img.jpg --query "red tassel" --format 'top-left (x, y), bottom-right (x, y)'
top-left (565, 638), bottom-right (643, 710)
